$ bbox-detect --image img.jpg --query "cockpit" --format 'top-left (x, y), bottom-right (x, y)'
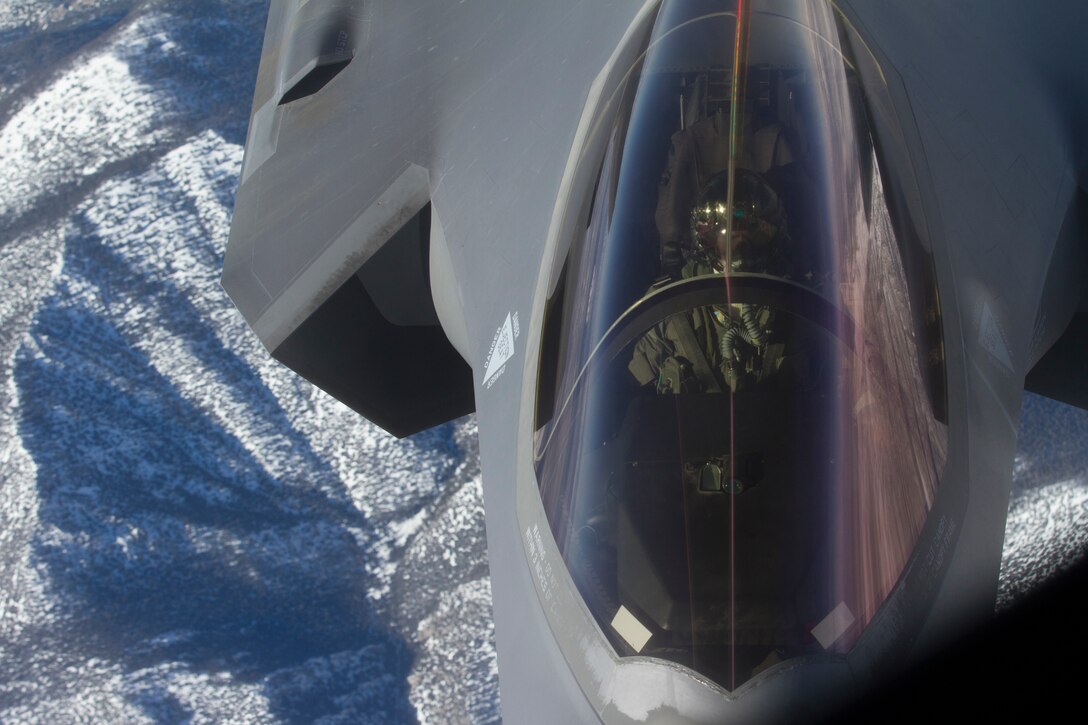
top-left (533, 0), bottom-right (947, 691)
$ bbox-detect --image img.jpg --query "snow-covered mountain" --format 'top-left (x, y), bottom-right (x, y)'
top-left (0, 2), bottom-right (1082, 722)
top-left (0, 3), bottom-right (495, 722)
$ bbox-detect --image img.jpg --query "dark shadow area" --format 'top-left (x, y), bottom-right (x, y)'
top-left (279, 59), bottom-right (352, 105)
top-left (7, 213), bottom-right (419, 722)
top-left (818, 553), bottom-right (1088, 723)
top-left (275, 203), bottom-right (477, 439)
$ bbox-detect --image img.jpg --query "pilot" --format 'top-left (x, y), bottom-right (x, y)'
top-left (629, 169), bottom-right (788, 393)
top-left (686, 168), bottom-right (790, 278)
top-left (655, 102), bottom-right (796, 278)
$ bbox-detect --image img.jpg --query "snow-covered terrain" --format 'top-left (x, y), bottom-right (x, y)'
top-left (998, 394), bottom-right (1088, 611)
top-left (0, 1), bottom-right (1082, 723)
top-left (0, 3), bottom-right (496, 722)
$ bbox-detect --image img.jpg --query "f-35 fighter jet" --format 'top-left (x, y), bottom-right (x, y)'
top-left (224, 1), bottom-right (1088, 721)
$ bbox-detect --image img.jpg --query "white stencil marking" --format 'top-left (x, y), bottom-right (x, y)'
top-left (482, 311), bottom-right (518, 388)
top-left (611, 605), bottom-right (652, 653)
top-left (811, 601), bottom-right (855, 649)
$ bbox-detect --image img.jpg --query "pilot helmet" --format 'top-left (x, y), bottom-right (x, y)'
top-left (689, 168), bottom-right (785, 272)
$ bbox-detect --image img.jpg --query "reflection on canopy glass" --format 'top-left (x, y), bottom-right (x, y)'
top-left (534, 0), bottom-right (947, 692)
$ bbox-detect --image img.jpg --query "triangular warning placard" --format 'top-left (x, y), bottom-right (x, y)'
top-left (482, 313), bottom-right (515, 385)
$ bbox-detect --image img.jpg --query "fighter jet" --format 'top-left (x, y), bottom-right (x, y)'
top-left (223, 1), bottom-right (1088, 721)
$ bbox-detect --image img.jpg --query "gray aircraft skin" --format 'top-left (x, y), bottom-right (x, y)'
top-left (223, 1), bottom-right (1088, 722)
